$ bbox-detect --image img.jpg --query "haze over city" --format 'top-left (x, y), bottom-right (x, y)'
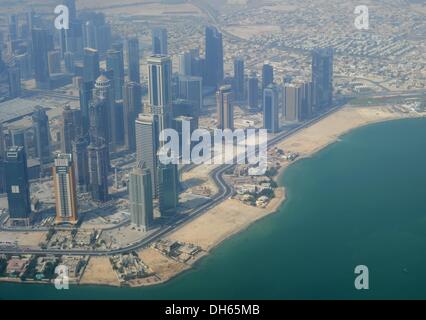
top-left (0, 0), bottom-right (425, 301)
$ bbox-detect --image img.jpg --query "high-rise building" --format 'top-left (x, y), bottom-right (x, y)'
top-left (262, 64), bottom-right (274, 90)
top-left (247, 72), bottom-right (259, 111)
top-left (106, 45), bottom-right (124, 100)
top-left (64, 51), bottom-right (75, 74)
top-left (93, 74), bottom-right (117, 150)
top-left (152, 27), bottom-right (168, 55)
top-left (32, 28), bottom-right (50, 89)
top-left (312, 48), bottom-right (333, 110)
top-left (233, 57), bottom-right (245, 101)
top-left (177, 75), bottom-right (202, 118)
top-left (216, 85), bottom-right (233, 130)
top-left (301, 81), bottom-right (313, 120)
top-left (82, 12), bottom-right (111, 54)
top-left (79, 81), bottom-right (93, 135)
top-left (48, 50), bottom-right (62, 74)
top-left (158, 163), bottom-right (178, 216)
top-left (205, 26), bottom-right (224, 88)
top-left (135, 114), bottom-right (158, 196)
top-left (173, 115), bottom-right (197, 154)
top-left (283, 83), bottom-right (303, 122)
top-left (83, 48), bottom-right (100, 83)
top-left (5, 146), bottom-right (31, 225)
top-left (15, 53), bottom-right (32, 80)
top-left (8, 66), bottom-right (21, 98)
top-left (179, 51), bottom-right (192, 76)
top-left (72, 136), bottom-right (90, 193)
top-left (147, 55), bottom-right (173, 135)
top-left (32, 107), bottom-right (51, 164)
top-left (87, 141), bottom-right (109, 202)
top-left (53, 153), bottom-right (78, 224)
top-left (263, 84), bottom-right (279, 133)
top-left (0, 123), bottom-right (5, 194)
top-left (89, 94), bottom-right (110, 154)
top-left (61, 105), bottom-right (82, 154)
top-left (126, 37), bottom-right (140, 83)
top-left (129, 162), bottom-right (154, 231)
top-left (123, 81), bottom-right (142, 152)
top-left (8, 14), bottom-right (18, 41)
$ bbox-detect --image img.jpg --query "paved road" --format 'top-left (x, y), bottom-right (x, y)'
top-left (0, 105), bottom-right (343, 256)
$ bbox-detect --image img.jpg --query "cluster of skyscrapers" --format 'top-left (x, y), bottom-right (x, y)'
top-left (0, 0), bottom-right (334, 231)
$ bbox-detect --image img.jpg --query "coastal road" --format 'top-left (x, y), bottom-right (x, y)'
top-left (0, 105), bottom-right (343, 256)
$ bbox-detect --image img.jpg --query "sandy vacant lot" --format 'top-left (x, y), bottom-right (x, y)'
top-left (138, 247), bottom-right (189, 283)
top-left (85, 2), bottom-right (203, 16)
top-left (79, 256), bottom-right (120, 286)
top-left (166, 187), bottom-right (285, 251)
top-left (0, 231), bottom-right (46, 248)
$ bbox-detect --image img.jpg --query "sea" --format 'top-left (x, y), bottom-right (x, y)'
top-left (1, 117), bottom-right (426, 300)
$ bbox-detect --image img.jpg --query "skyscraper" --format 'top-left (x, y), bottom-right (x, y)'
top-left (177, 75), bottom-right (203, 118)
top-left (233, 57), bottom-right (245, 101)
top-left (89, 93), bottom-right (110, 152)
top-left (8, 14), bottom-right (18, 41)
top-left (72, 136), bottom-right (90, 193)
top-left (61, 105), bottom-right (82, 154)
top-left (15, 53), bottom-right (32, 80)
top-left (32, 107), bottom-right (51, 164)
top-left (82, 12), bottom-right (111, 54)
top-left (126, 37), bottom-right (140, 83)
top-left (93, 74), bottom-right (116, 150)
top-left (79, 81), bottom-right (93, 135)
top-left (0, 123), bottom-right (5, 194)
top-left (64, 51), bottom-right (75, 74)
top-left (5, 146), bottom-right (31, 225)
top-left (53, 153), bottom-right (78, 224)
top-left (263, 84), bottom-right (279, 133)
top-left (8, 66), bottom-right (21, 98)
top-left (129, 162), bottom-right (154, 231)
top-left (158, 163), bottom-right (178, 216)
top-left (83, 48), bottom-right (100, 83)
top-left (135, 114), bottom-right (158, 196)
top-left (152, 27), bottom-right (168, 55)
top-left (106, 45), bottom-right (124, 100)
top-left (262, 64), bottom-right (274, 91)
top-left (205, 26), bottom-right (224, 88)
top-left (87, 142), bottom-right (109, 202)
top-left (179, 51), bottom-right (192, 76)
top-left (123, 81), bottom-right (142, 152)
top-left (283, 83), bottom-right (303, 122)
top-left (216, 85), bottom-right (233, 130)
top-left (32, 28), bottom-right (50, 89)
top-left (48, 50), bottom-right (62, 74)
top-left (301, 81), bottom-right (313, 120)
top-left (248, 72), bottom-right (259, 111)
top-left (312, 48), bottom-right (333, 110)
top-left (147, 55), bottom-right (173, 135)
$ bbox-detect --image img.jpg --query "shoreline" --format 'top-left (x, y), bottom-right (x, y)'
top-left (2, 105), bottom-right (425, 289)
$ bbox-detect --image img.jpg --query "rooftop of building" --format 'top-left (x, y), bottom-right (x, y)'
top-left (0, 98), bottom-right (47, 124)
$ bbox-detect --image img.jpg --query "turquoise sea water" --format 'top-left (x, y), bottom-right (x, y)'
top-left (1, 117), bottom-right (426, 300)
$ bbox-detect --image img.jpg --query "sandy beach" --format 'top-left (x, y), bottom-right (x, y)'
top-left (59, 105), bottom-right (426, 287)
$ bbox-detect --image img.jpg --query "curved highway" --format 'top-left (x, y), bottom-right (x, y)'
top-left (0, 105), bottom-right (342, 256)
